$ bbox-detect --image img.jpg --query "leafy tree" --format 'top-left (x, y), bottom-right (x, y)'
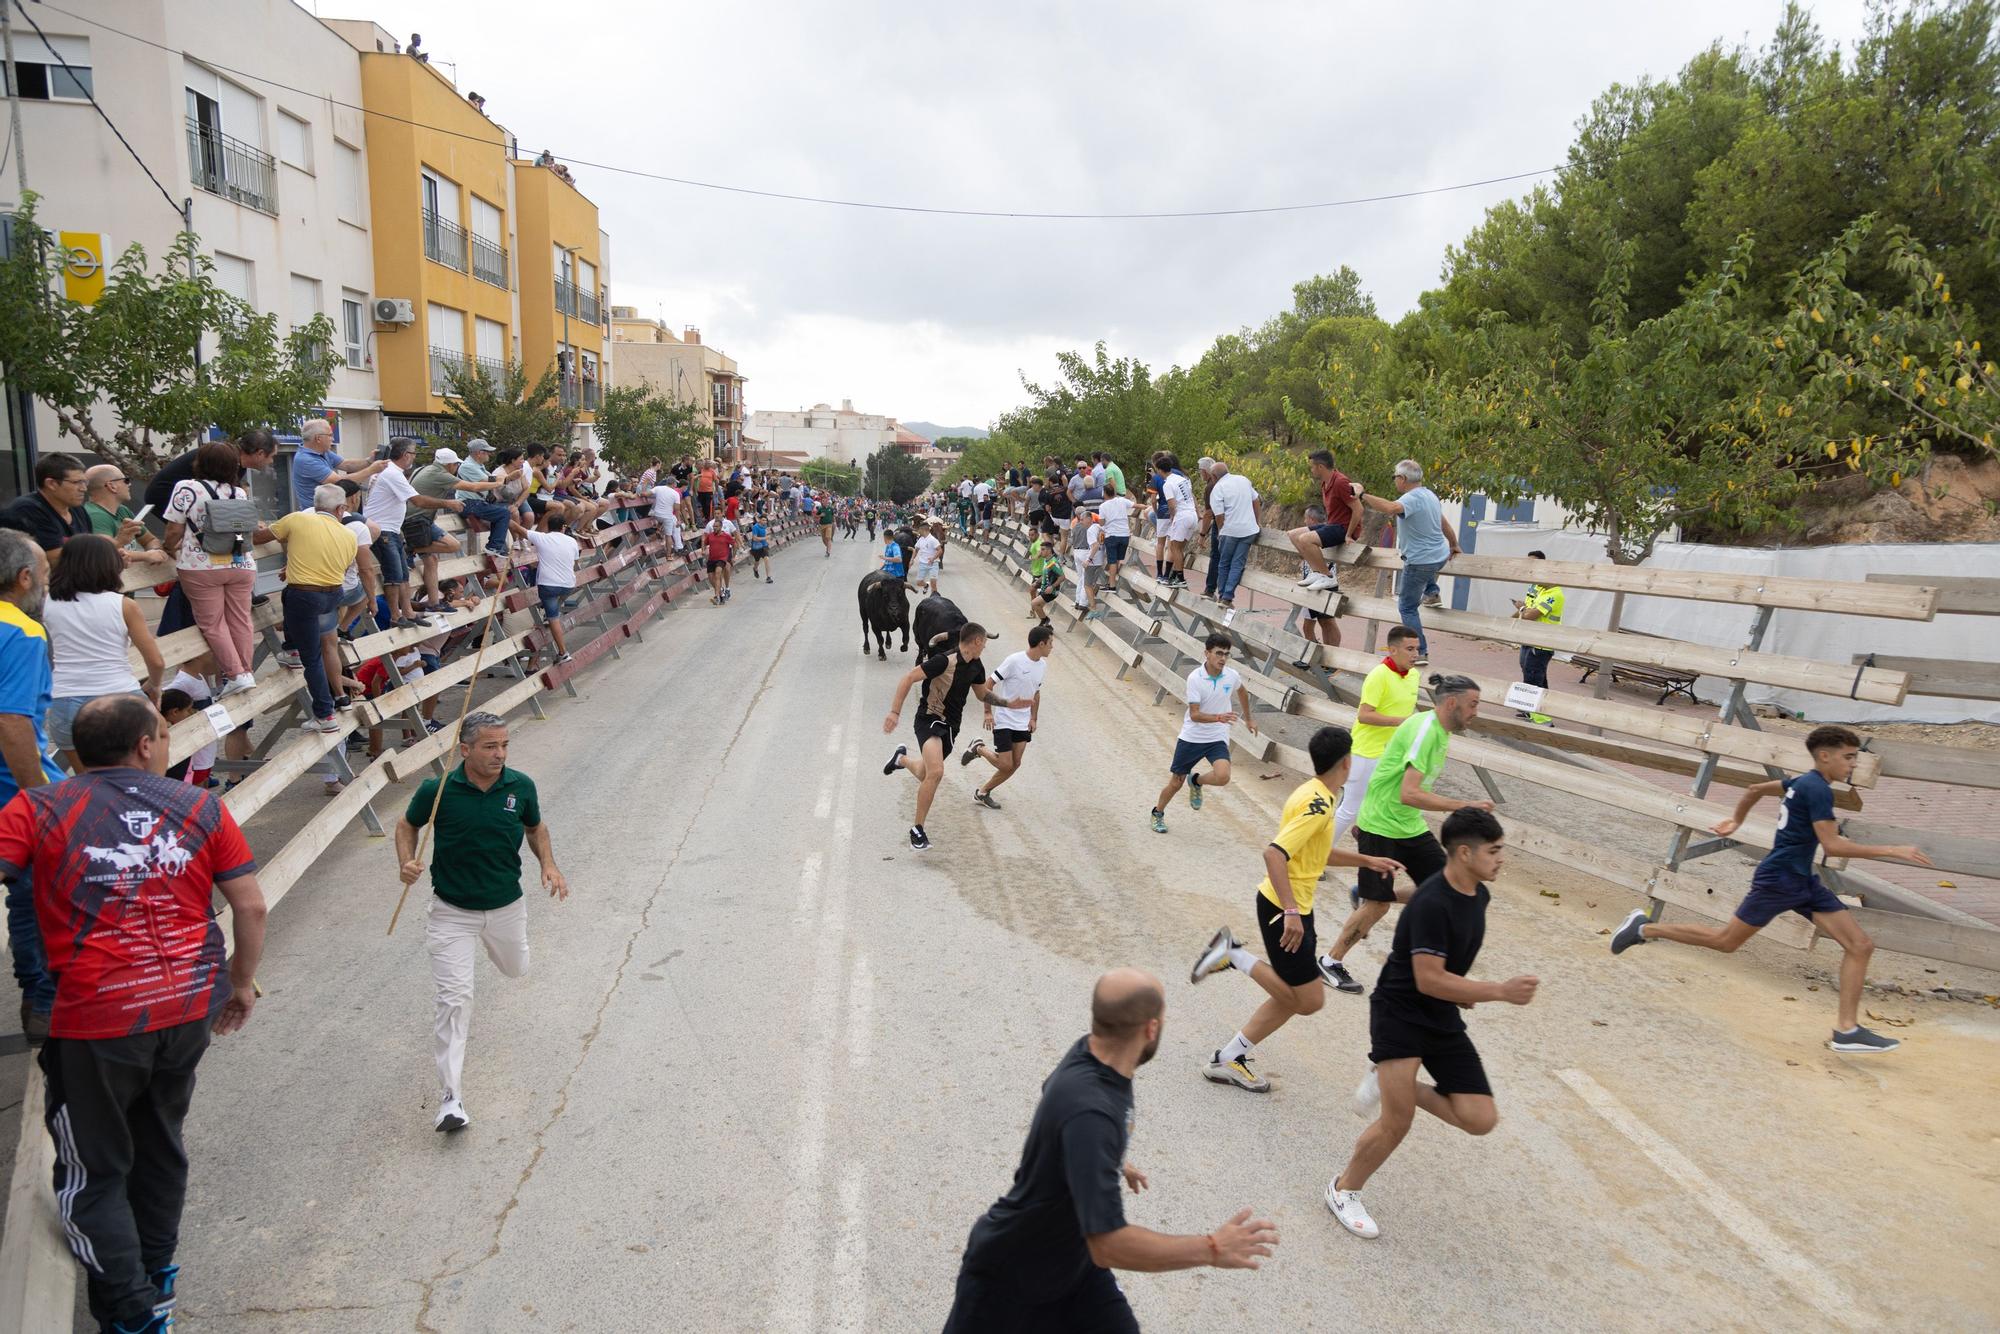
top-left (933, 435), bottom-right (983, 453)
top-left (0, 196), bottom-right (335, 476)
top-left (863, 444), bottom-right (931, 505)
top-left (801, 457), bottom-right (863, 495)
top-left (440, 357), bottom-right (576, 453)
top-left (594, 380), bottom-right (708, 474)
top-left (1289, 266), bottom-right (1377, 321)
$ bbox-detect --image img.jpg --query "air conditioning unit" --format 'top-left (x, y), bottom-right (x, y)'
top-left (373, 298), bottom-right (415, 325)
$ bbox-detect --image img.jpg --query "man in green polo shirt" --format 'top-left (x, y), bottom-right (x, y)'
top-left (396, 712), bottom-right (568, 1133)
top-left (1511, 549), bottom-right (1563, 726)
top-left (81, 464), bottom-right (170, 570)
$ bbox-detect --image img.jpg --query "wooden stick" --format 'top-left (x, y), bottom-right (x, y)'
top-left (387, 544), bottom-right (518, 936)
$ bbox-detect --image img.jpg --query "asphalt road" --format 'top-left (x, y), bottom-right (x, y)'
top-left (100, 532), bottom-right (2000, 1331)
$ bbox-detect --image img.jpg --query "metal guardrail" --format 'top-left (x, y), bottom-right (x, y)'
top-left (428, 345), bottom-right (469, 395)
top-left (422, 208), bottom-right (469, 273)
top-left (470, 233), bottom-right (508, 289)
top-left (560, 379), bottom-right (601, 410)
top-left (186, 117), bottom-right (276, 215)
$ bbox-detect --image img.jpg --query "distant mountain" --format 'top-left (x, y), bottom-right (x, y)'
top-left (903, 421), bottom-right (988, 442)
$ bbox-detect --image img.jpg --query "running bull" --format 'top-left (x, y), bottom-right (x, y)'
top-left (858, 570), bottom-right (911, 659)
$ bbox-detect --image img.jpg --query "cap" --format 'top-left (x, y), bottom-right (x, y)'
top-left (433, 447), bottom-right (462, 466)
top-left (467, 438), bottom-right (494, 455)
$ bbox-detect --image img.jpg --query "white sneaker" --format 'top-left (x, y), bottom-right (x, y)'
top-left (1326, 1181), bottom-right (1380, 1238)
top-left (1295, 572), bottom-right (1317, 588)
top-left (217, 673), bottom-right (256, 698)
top-left (434, 1094), bottom-right (468, 1133)
top-left (1351, 1065), bottom-right (1381, 1120)
top-left (1307, 572), bottom-right (1341, 592)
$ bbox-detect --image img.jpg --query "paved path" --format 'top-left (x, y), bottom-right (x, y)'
top-left (56, 534), bottom-right (1998, 1330)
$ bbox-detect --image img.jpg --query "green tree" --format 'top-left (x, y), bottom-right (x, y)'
top-left (801, 457), bottom-right (863, 495)
top-left (0, 197), bottom-right (335, 477)
top-left (863, 445), bottom-right (931, 505)
top-left (440, 357), bottom-right (576, 452)
top-left (594, 380), bottom-right (708, 474)
top-left (1289, 266), bottom-right (1377, 321)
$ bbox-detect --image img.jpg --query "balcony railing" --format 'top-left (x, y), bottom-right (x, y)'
top-left (578, 287), bottom-right (601, 325)
top-left (560, 379), bottom-right (601, 411)
top-left (555, 279), bottom-right (603, 326)
top-left (186, 117), bottom-right (277, 215)
top-left (555, 277), bottom-right (578, 317)
top-left (429, 345), bottom-right (469, 395)
top-left (470, 233), bottom-right (508, 289)
top-left (473, 353), bottom-right (507, 389)
top-left (422, 208), bottom-right (469, 273)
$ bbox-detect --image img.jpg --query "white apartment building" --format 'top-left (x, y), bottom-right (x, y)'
top-left (748, 399), bottom-right (920, 466)
top-left (0, 0), bottom-right (383, 500)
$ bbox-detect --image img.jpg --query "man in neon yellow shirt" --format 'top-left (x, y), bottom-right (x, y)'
top-left (1511, 550), bottom-right (1563, 726)
top-left (1186, 726), bottom-right (1404, 1093)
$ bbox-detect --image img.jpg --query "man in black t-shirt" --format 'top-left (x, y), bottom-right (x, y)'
top-left (1326, 808), bottom-right (1538, 1241)
top-left (944, 970), bottom-right (1278, 1332)
top-left (882, 621), bottom-right (1015, 852)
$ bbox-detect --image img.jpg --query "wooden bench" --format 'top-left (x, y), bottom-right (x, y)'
top-left (1570, 640), bottom-right (1701, 706)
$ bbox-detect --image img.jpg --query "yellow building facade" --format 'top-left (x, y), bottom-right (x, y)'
top-left (512, 162), bottom-right (605, 422)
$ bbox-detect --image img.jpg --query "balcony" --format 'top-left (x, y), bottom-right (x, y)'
top-left (422, 208), bottom-right (469, 273)
top-left (472, 353), bottom-right (506, 389)
top-left (186, 117), bottom-right (276, 215)
top-left (560, 378), bottom-right (601, 411)
top-left (470, 233), bottom-right (508, 290)
top-left (429, 345), bottom-right (469, 395)
top-left (554, 278), bottom-right (601, 326)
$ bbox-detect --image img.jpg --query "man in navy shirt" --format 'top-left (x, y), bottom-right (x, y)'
top-left (1611, 725), bottom-right (1933, 1053)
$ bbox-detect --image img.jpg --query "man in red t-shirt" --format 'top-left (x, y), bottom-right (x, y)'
top-left (1287, 448), bottom-right (1358, 602)
top-left (0, 694), bottom-right (266, 1332)
top-left (701, 517), bottom-right (738, 604)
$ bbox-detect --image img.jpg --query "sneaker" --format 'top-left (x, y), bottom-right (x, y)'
top-left (434, 1094), bottom-right (468, 1133)
top-left (1203, 1050), bottom-right (1270, 1093)
top-left (973, 789), bottom-right (1002, 811)
top-left (1829, 1025), bottom-right (1901, 1054)
top-left (1413, 655), bottom-right (1430, 668)
top-left (1150, 808), bottom-right (1167, 834)
top-left (1318, 956), bottom-right (1364, 994)
top-left (1421, 591), bottom-right (1442, 608)
top-left (1221, 608), bottom-right (1237, 627)
top-left (1189, 926), bottom-right (1238, 984)
top-left (1307, 572), bottom-right (1341, 592)
top-left (908, 825), bottom-right (931, 852)
top-left (1350, 1065), bottom-right (1381, 1120)
top-left (883, 744), bottom-right (907, 777)
top-left (275, 649), bottom-right (303, 670)
top-left (303, 715), bottom-right (341, 735)
top-left (394, 616), bottom-right (427, 630)
top-left (1188, 777), bottom-right (1203, 810)
top-left (219, 673), bottom-right (257, 698)
top-left (960, 741), bottom-right (985, 767)
top-left (1291, 658), bottom-right (1312, 670)
top-left (1295, 573), bottom-right (1318, 588)
top-left (555, 652), bottom-right (574, 665)
top-left (424, 719), bottom-right (445, 734)
top-left (1325, 1181), bottom-right (1380, 1239)
top-left (1610, 908), bottom-right (1651, 955)
top-left (766, 576), bottom-right (774, 584)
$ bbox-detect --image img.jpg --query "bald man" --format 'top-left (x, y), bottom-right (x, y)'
top-left (81, 465), bottom-right (169, 568)
top-left (944, 969), bottom-right (1279, 1332)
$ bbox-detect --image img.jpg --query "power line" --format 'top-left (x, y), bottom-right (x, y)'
top-left (42, 1), bottom-right (1562, 221)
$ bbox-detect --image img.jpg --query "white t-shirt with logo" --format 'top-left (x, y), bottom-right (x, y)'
top-left (1097, 495), bottom-right (1134, 537)
top-left (651, 485), bottom-right (682, 525)
top-left (524, 529), bottom-right (580, 589)
top-left (1179, 665), bottom-right (1242, 744)
top-left (363, 461), bottom-right (416, 531)
top-left (1208, 472), bottom-right (1261, 538)
top-left (1086, 521), bottom-right (1106, 565)
top-left (915, 534), bottom-right (941, 567)
top-left (1162, 471), bottom-right (1195, 514)
top-left (958, 480), bottom-right (974, 498)
top-left (988, 650), bottom-right (1046, 731)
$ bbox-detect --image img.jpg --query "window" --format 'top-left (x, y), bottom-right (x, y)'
top-left (212, 252), bottom-right (254, 305)
top-left (185, 62), bottom-right (263, 148)
top-left (277, 111), bottom-right (312, 172)
top-left (341, 293), bottom-right (366, 370)
top-left (289, 273), bottom-right (321, 331)
top-left (576, 257), bottom-right (597, 293)
top-left (5, 33), bottom-right (90, 101)
top-left (427, 302), bottom-right (466, 394)
top-left (471, 196), bottom-right (502, 247)
top-left (334, 140), bottom-right (365, 224)
top-left (475, 316), bottom-right (505, 364)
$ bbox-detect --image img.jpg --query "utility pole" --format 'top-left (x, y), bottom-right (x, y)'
top-left (3, 2), bottom-right (27, 198)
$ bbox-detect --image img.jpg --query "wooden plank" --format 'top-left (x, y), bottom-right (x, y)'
top-left (1850, 654), bottom-right (2000, 701)
top-left (384, 673), bottom-right (547, 781)
top-left (1867, 736), bottom-right (2000, 791)
top-left (252, 760), bottom-right (396, 905)
top-left (0, 1072), bottom-right (73, 1334)
top-left (1150, 618), bottom-right (1293, 711)
top-left (223, 721), bottom-right (357, 824)
top-left (133, 598), bottom-right (286, 675)
top-left (539, 623), bottom-right (629, 691)
top-left (339, 595), bottom-right (505, 666)
top-left (1847, 907), bottom-right (2000, 971)
top-left (1840, 821), bottom-right (2000, 879)
top-left (167, 670), bottom-right (306, 765)
top-left (355, 632), bottom-right (528, 727)
top-left (1088, 618), bottom-right (1144, 667)
top-left (1866, 573), bottom-right (2000, 615)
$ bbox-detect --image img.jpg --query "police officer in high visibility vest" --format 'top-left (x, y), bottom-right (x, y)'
top-left (1511, 550), bottom-right (1564, 725)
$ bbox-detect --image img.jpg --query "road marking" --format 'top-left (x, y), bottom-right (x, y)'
top-left (846, 953), bottom-right (873, 1071)
top-left (795, 852), bottom-right (823, 917)
top-left (828, 1160), bottom-right (869, 1331)
top-left (1554, 1068), bottom-right (1853, 1322)
top-left (813, 774), bottom-right (835, 820)
top-left (825, 725), bottom-right (842, 755)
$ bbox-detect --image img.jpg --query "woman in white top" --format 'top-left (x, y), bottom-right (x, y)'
top-left (160, 439), bottom-right (273, 694)
top-left (43, 534), bottom-right (164, 771)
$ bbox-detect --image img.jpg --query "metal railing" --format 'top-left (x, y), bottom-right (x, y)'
top-left (577, 287), bottom-right (601, 325)
top-left (473, 353), bottom-right (507, 389)
top-left (555, 277), bottom-right (580, 317)
top-left (429, 345), bottom-right (469, 395)
top-left (422, 208), bottom-right (469, 273)
top-left (186, 116), bottom-right (277, 215)
top-left (470, 233), bottom-right (508, 289)
top-left (560, 379), bottom-right (600, 410)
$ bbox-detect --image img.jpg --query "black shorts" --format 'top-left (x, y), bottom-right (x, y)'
top-left (992, 727), bottom-right (1032, 750)
top-left (1310, 522), bottom-right (1348, 549)
top-left (706, 558), bottom-right (728, 573)
top-left (944, 1263), bottom-right (1136, 1334)
top-left (1367, 1001), bottom-right (1492, 1097)
top-left (914, 716), bottom-right (956, 753)
top-left (1354, 829), bottom-right (1445, 903)
top-left (1255, 890), bottom-right (1319, 986)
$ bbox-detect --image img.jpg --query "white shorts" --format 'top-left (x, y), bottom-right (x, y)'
top-left (911, 561), bottom-right (940, 582)
top-left (1336, 753), bottom-right (1379, 838)
top-left (1166, 511), bottom-right (1199, 544)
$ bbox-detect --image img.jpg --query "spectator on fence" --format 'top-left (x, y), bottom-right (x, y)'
top-left (453, 439), bottom-right (514, 556)
top-left (1287, 449), bottom-right (1357, 597)
top-left (364, 438), bottom-right (460, 631)
top-left (1352, 459), bottom-right (1458, 666)
top-left (523, 515), bottom-right (580, 666)
top-left (0, 454), bottom-right (93, 562)
top-left (1195, 457), bottom-right (1225, 599)
top-left (162, 440), bottom-right (274, 697)
top-left (44, 534), bottom-right (166, 770)
top-left (82, 464), bottom-right (172, 570)
top-left (1207, 459), bottom-right (1262, 621)
top-left (1099, 451), bottom-right (1127, 500)
top-left (331, 480), bottom-right (380, 642)
top-left (289, 418), bottom-right (385, 513)
top-left (1154, 452), bottom-right (1196, 587)
top-left (0, 692), bottom-right (266, 1334)
top-left (0, 531), bottom-right (62, 1041)
top-left (1510, 550), bottom-right (1563, 725)
top-left (408, 445), bottom-right (462, 504)
top-left (269, 485), bottom-right (365, 734)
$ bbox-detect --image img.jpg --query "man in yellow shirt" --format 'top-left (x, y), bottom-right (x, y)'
top-left (269, 485), bottom-right (364, 734)
top-left (1510, 550), bottom-right (1563, 726)
top-left (1188, 726), bottom-right (1404, 1093)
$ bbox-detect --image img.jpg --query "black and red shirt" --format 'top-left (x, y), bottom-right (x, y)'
top-left (0, 768), bottom-right (255, 1038)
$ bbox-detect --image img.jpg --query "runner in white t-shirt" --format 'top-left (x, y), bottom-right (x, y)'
top-left (912, 527), bottom-right (943, 594)
top-left (1151, 632), bottom-right (1255, 834)
top-left (1097, 485), bottom-right (1134, 595)
top-left (522, 521), bottom-right (582, 664)
top-left (958, 625), bottom-right (1053, 810)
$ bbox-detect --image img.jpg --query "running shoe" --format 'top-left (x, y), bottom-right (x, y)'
top-left (1421, 591), bottom-right (1442, 608)
top-left (555, 653), bottom-right (574, 665)
top-left (1203, 1051), bottom-right (1270, 1093)
top-left (1295, 573), bottom-right (1318, 588)
top-left (766, 576), bottom-right (774, 584)
top-left (1318, 956), bottom-right (1364, 994)
top-left (424, 719), bottom-right (445, 734)
top-left (1610, 908), bottom-right (1651, 954)
top-left (1150, 808), bottom-right (1167, 834)
top-left (1350, 1065), bottom-right (1381, 1120)
top-left (1188, 777), bottom-right (1203, 810)
top-left (303, 715), bottom-right (341, 735)
top-left (275, 649), bottom-right (303, 670)
top-left (973, 789), bottom-right (1002, 811)
top-left (960, 741), bottom-right (985, 767)
top-left (883, 744), bottom-right (907, 777)
top-left (908, 825), bottom-right (931, 852)
top-left (1307, 572), bottom-right (1341, 592)
top-left (1413, 655), bottom-right (1430, 668)
top-left (435, 1094), bottom-right (468, 1133)
top-left (1189, 926), bottom-right (1238, 984)
top-left (1829, 1025), bottom-right (1901, 1053)
top-left (1292, 658), bottom-right (1312, 670)
top-left (1325, 1182), bottom-right (1380, 1239)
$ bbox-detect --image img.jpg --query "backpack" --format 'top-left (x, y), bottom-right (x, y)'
top-left (192, 482), bottom-right (260, 559)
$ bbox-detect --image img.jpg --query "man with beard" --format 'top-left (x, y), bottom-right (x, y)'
top-left (942, 969), bottom-right (1281, 1332)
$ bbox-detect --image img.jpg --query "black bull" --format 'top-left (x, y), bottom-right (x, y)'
top-left (858, 571), bottom-right (910, 659)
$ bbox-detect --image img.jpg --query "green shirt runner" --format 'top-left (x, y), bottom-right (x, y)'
top-left (405, 765), bottom-right (542, 910)
top-left (1356, 711), bottom-right (1451, 840)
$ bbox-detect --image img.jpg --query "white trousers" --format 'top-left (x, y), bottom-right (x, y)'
top-left (426, 897), bottom-right (530, 1098)
top-left (1336, 754), bottom-right (1379, 843)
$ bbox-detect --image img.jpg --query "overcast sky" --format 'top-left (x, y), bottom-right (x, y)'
top-left (355, 0), bottom-right (1874, 430)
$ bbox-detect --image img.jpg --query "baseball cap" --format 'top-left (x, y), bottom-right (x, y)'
top-left (466, 438), bottom-right (494, 455)
top-left (434, 447), bottom-right (462, 466)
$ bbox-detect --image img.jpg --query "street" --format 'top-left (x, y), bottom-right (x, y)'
top-left (163, 535), bottom-right (2000, 1332)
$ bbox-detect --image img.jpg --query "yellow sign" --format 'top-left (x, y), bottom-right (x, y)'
top-left (59, 231), bottom-right (104, 304)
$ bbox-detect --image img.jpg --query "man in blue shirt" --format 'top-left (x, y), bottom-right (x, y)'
top-left (0, 531), bottom-right (64, 1040)
top-left (1611, 725), bottom-right (1933, 1054)
top-left (881, 532), bottom-right (906, 580)
top-left (748, 518), bottom-right (772, 583)
top-left (1353, 458), bottom-right (1458, 663)
top-left (289, 418), bottom-right (384, 513)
